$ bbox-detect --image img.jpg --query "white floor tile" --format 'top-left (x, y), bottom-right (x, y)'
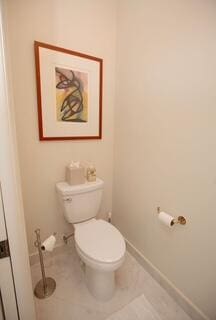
top-left (106, 294), bottom-right (162, 320)
top-left (31, 241), bottom-right (192, 320)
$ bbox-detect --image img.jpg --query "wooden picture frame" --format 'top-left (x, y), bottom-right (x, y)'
top-left (34, 41), bottom-right (103, 140)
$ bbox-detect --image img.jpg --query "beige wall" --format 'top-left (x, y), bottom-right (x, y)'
top-left (6, 0), bottom-right (216, 318)
top-left (5, 0), bottom-right (116, 253)
top-left (113, 0), bottom-right (216, 319)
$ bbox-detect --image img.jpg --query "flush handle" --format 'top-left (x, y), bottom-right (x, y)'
top-left (64, 198), bottom-right (72, 202)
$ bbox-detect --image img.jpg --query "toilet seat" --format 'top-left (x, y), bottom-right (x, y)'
top-left (74, 219), bottom-right (126, 264)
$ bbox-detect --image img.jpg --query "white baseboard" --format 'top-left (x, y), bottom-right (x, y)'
top-left (125, 238), bottom-right (209, 320)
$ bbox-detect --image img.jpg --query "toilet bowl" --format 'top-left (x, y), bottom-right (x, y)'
top-left (56, 178), bottom-right (126, 300)
top-left (74, 219), bottom-right (125, 300)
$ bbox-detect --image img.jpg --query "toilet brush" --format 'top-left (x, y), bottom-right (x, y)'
top-left (34, 229), bottom-right (56, 299)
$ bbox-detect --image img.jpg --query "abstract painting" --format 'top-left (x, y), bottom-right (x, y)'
top-left (55, 67), bottom-right (88, 123)
top-left (34, 41), bottom-right (102, 140)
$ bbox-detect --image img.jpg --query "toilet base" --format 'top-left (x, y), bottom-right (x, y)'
top-left (85, 265), bottom-right (115, 301)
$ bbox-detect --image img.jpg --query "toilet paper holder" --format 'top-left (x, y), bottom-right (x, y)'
top-left (157, 207), bottom-right (186, 225)
top-left (34, 229), bottom-right (56, 299)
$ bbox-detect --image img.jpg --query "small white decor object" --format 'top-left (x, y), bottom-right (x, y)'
top-left (66, 161), bottom-right (85, 185)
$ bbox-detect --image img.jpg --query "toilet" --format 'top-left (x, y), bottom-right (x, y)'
top-left (56, 178), bottom-right (126, 301)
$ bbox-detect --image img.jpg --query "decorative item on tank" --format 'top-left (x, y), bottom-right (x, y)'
top-left (66, 161), bottom-right (85, 185)
top-left (87, 164), bottom-right (96, 182)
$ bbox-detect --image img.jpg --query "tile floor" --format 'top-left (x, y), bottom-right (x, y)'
top-left (106, 294), bottom-right (162, 320)
top-left (31, 241), bottom-right (192, 320)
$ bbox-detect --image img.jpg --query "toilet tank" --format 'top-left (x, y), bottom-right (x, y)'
top-left (56, 178), bottom-right (104, 224)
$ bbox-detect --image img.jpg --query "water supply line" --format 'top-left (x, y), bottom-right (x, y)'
top-left (63, 232), bottom-right (74, 244)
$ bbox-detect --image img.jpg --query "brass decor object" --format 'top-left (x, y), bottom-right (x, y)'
top-left (34, 229), bottom-right (56, 299)
top-left (157, 207), bottom-right (187, 226)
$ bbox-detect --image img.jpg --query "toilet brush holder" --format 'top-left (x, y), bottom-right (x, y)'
top-left (34, 229), bottom-right (56, 299)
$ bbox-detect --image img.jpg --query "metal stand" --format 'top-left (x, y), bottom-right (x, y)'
top-left (34, 229), bottom-right (56, 299)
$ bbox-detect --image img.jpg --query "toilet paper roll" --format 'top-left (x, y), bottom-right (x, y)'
top-left (41, 235), bottom-right (56, 252)
top-left (158, 211), bottom-right (175, 227)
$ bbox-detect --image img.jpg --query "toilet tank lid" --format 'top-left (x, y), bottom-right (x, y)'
top-left (56, 178), bottom-right (104, 196)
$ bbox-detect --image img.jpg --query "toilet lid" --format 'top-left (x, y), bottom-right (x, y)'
top-left (75, 220), bottom-right (126, 263)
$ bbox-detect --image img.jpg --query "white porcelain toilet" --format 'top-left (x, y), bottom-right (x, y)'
top-left (56, 178), bottom-right (126, 301)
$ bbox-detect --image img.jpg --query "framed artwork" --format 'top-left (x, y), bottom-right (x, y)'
top-left (34, 41), bottom-right (103, 140)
